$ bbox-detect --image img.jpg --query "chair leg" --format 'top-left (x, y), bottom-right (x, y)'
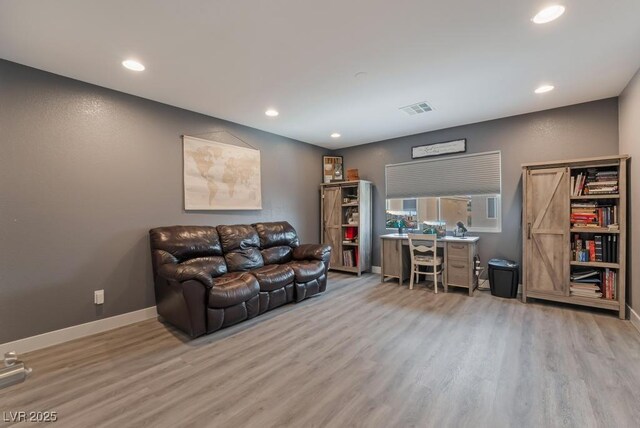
top-left (409, 268), bottom-right (414, 290)
top-left (433, 272), bottom-right (438, 294)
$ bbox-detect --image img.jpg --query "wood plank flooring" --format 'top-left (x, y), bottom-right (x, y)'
top-left (2, 272), bottom-right (640, 427)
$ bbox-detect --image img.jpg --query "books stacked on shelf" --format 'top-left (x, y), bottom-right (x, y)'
top-left (570, 268), bottom-right (617, 300)
top-left (572, 234), bottom-right (618, 263)
top-left (571, 169), bottom-right (619, 196)
top-left (570, 269), bottom-right (602, 299)
top-left (570, 202), bottom-right (618, 229)
top-left (570, 283), bottom-right (602, 298)
top-left (342, 249), bottom-right (358, 267)
top-left (586, 169), bottom-right (618, 195)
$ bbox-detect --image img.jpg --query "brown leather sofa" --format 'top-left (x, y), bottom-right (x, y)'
top-left (149, 221), bottom-right (331, 338)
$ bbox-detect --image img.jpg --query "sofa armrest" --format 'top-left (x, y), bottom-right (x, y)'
top-left (157, 264), bottom-right (214, 288)
top-left (293, 244), bottom-right (332, 266)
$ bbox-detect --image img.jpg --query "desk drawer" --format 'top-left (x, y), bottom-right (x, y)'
top-left (447, 242), bottom-right (469, 259)
top-left (447, 260), bottom-right (470, 286)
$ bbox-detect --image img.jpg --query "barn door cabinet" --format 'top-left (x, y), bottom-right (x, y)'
top-left (522, 155), bottom-right (628, 319)
top-left (321, 180), bottom-right (372, 276)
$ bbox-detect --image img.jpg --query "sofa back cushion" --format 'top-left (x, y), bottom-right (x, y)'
top-left (181, 256), bottom-right (228, 277)
top-left (217, 224), bottom-right (264, 271)
top-left (254, 221), bottom-right (300, 248)
top-left (254, 222), bottom-right (299, 264)
top-left (150, 226), bottom-right (223, 263)
top-left (260, 246), bottom-right (293, 265)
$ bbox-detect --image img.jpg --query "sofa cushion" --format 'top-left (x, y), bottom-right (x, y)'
top-left (217, 224), bottom-right (264, 271)
top-left (208, 272), bottom-right (260, 308)
top-left (260, 245), bottom-right (293, 265)
top-left (286, 260), bottom-right (326, 282)
top-left (251, 264), bottom-right (295, 292)
top-left (254, 221), bottom-right (300, 248)
top-left (181, 256), bottom-right (227, 277)
top-left (150, 226), bottom-right (222, 262)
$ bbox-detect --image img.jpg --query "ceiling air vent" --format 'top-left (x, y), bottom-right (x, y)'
top-left (400, 101), bottom-right (433, 116)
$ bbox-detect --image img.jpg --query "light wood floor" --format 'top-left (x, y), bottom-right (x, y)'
top-left (2, 273), bottom-right (640, 427)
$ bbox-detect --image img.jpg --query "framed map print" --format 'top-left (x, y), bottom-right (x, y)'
top-left (183, 135), bottom-right (262, 210)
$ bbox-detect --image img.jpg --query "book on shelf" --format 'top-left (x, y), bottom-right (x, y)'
top-left (342, 248), bottom-right (358, 267)
top-left (572, 169), bottom-right (618, 196)
top-left (594, 235), bottom-right (603, 262)
top-left (570, 288), bottom-right (603, 299)
top-left (602, 268), bottom-right (617, 300)
top-left (572, 236), bottom-right (595, 262)
top-left (570, 202), bottom-right (618, 228)
top-left (572, 234), bottom-right (618, 263)
top-left (570, 281), bottom-right (603, 298)
top-left (570, 268), bottom-right (603, 298)
top-left (570, 268), bottom-right (616, 300)
top-left (571, 268), bottom-right (600, 281)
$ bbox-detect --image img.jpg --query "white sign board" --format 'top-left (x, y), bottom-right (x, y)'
top-left (412, 139), bottom-right (466, 159)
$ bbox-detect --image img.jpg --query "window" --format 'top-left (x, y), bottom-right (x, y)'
top-left (385, 195), bottom-right (501, 233)
top-left (486, 196), bottom-right (497, 219)
top-left (384, 151), bottom-right (502, 233)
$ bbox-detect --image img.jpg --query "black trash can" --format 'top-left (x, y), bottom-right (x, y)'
top-left (488, 259), bottom-right (519, 298)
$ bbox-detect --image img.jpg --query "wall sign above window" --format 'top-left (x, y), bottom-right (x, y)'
top-left (411, 138), bottom-right (466, 159)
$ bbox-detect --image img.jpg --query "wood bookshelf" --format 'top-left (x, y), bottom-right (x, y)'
top-left (571, 194), bottom-right (620, 200)
top-left (320, 180), bottom-right (372, 276)
top-left (570, 227), bottom-right (619, 234)
top-left (522, 155), bottom-right (629, 319)
top-left (570, 261), bottom-right (620, 269)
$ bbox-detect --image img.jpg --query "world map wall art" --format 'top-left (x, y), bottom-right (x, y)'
top-left (183, 135), bottom-right (262, 210)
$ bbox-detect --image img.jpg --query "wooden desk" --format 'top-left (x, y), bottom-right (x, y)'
top-left (380, 234), bottom-right (480, 295)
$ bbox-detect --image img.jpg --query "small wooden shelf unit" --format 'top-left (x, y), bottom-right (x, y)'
top-left (321, 180), bottom-right (373, 276)
top-left (522, 155), bottom-right (628, 319)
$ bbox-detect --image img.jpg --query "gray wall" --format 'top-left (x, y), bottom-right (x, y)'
top-left (619, 67), bottom-right (640, 315)
top-left (0, 60), bottom-right (327, 344)
top-left (335, 99), bottom-right (620, 269)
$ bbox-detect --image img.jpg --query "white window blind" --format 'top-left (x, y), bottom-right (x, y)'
top-left (385, 151), bottom-right (501, 198)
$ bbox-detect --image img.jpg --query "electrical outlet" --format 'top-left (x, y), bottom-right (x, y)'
top-left (94, 290), bottom-right (104, 305)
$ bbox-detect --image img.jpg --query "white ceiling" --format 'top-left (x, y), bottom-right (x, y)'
top-left (1, 1), bottom-right (640, 149)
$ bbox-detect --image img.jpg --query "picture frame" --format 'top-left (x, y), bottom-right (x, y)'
top-left (323, 155), bottom-right (344, 183)
top-left (411, 138), bottom-right (466, 159)
top-left (183, 135), bottom-right (262, 210)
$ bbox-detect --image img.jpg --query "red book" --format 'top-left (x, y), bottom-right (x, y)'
top-left (598, 208), bottom-right (604, 226)
top-left (589, 241), bottom-right (596, 262)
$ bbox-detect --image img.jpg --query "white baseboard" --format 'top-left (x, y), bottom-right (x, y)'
top-left (0, 306), bottom-right (157, 356)
top-left (629, 305), bottom-right (640, 335)
top-left (372, 265), bottom-right (381, 274)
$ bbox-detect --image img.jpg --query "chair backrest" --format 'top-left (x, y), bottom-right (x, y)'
top-left (408, 233), bottom-right (438, 266)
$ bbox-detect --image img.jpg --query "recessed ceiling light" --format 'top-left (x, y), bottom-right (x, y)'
top-left (330, 133), bottom-right (341, 138)
top-left (265, 109), bottom-right (279, 117)
top-left (122, 59), bottom-right (145, 71)
top-left (535, 84), bottom-right (555, 94)
top-left (532, 5), bottom-right (565, 24)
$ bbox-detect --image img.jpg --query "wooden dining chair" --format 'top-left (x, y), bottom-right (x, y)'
top-left (408, 233), bottom-right (444, 293)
